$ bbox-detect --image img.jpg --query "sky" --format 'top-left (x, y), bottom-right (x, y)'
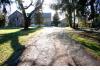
top-left (9, 0), bottom-right (55, 14)
top-left (7, 0), bottom-right (65, 20)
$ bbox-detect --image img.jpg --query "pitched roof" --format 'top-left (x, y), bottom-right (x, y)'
top-left (8, 10), bottom-right (22, 18)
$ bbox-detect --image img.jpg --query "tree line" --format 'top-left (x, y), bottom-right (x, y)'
top-left (0, 0), bottom-right (100, 30)
top-left (52, 0), bottom-right (100, 29)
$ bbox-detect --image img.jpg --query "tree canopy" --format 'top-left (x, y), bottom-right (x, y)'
top-left (55, 0), bottom-right (100, 29)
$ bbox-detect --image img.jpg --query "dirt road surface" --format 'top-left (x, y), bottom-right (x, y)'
top-left (18, 27), bottom-right (100, 66)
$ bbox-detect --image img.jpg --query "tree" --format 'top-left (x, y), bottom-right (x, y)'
top-left (0, 0), bottom-right (10, 14)
top-left (16, 0), bottom-right (44, 30)
top-left (55, 0), bottom-right (79, 28)
top-left (72, 0), bottom-right (78, 29)
top-left (34, 11), bottom-right (44, 26)
top-left (60, 0), bottom-right (73, 27)
top-left (52, 12), bottom-right (60, 27)
top-left (56, 0), bottom-right (100, 29)
top-left (77, 0), bottom-right (99, 28)
top-left (0, 0), bottom-right (11, 27)
top-left (50, 4), bottom-right (60, 12)
top-left (0, 13), bottom-right (5, 27)
top-left (58, 0), bottom-right (99, 29)
top-left (50, 3), bottom-right (60, 26)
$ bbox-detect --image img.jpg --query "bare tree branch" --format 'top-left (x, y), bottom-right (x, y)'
top-left (28, 0), bottom-right (44, 19)
top-left (24, 1), bottom-right (33, 9)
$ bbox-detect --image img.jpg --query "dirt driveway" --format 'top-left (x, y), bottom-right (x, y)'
top-left (18, 27), bottom-right (100, 66)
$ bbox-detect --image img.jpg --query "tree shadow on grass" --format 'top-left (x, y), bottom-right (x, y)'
top-left (0, 27), bottom-right (41, 66)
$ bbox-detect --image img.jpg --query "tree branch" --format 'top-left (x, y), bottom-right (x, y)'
top-left (24, 1), bottom-right (33, 9)
top-left (28, 0), bottom-right (44, 19)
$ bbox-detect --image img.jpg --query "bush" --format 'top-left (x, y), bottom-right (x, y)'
top-left (0, 15), bottom-right (5, 27)
top-left (92, 15), bottom-right (100, 29)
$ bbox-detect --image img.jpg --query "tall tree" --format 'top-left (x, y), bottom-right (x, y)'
top-left (52, 12), bottom-right (60, 27)
top-left (0, 0), bottom-right (10, 14)
top-left (77, 0), bottom-right (97, 28)
top-left (72, 0), bottom-right (78, 28)
top-left (0, 0), bottom-right (11, 27)
top-left (0, 12), bottom-right (5, 27)
top-left (50, 4), bottom-right (60, 12)
top-left (56, 0), bottom-right (78, 28)
top-left (16, 0), bottom-right (44, 30)
top-left (56, 0), bottom-right (99, 29)
top-left (77, 0), bottom-right (96, 20)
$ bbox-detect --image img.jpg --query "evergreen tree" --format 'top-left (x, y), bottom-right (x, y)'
top-left (52, 12), bottom-right (60, 27)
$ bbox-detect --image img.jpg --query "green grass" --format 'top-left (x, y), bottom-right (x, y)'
top-left (67, 30), bottom-right (100, 60)
top-left (0, 27), bottom-right (42, 65)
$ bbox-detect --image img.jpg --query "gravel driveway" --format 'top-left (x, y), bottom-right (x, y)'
top-left (18, 27), bottom-right (100, 66)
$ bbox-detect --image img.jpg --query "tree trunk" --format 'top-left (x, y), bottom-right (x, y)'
top-left (69, 13), bottom-right (72, 27)
top-left (73, 10), bottom-right (76, 29)
top-left (24, 23), bottom-right (28, 30)
top-left (17, 0), bottom-right (44, 30)
top-left (24, 18), bottom-right (30, 30)
top-left (18, 0), bottom-right (29, 30)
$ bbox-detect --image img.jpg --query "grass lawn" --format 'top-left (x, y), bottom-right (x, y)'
top-left (66, 27), bottom-right (100, 60)
top-left (0, 27), bottom-right (42, 65)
